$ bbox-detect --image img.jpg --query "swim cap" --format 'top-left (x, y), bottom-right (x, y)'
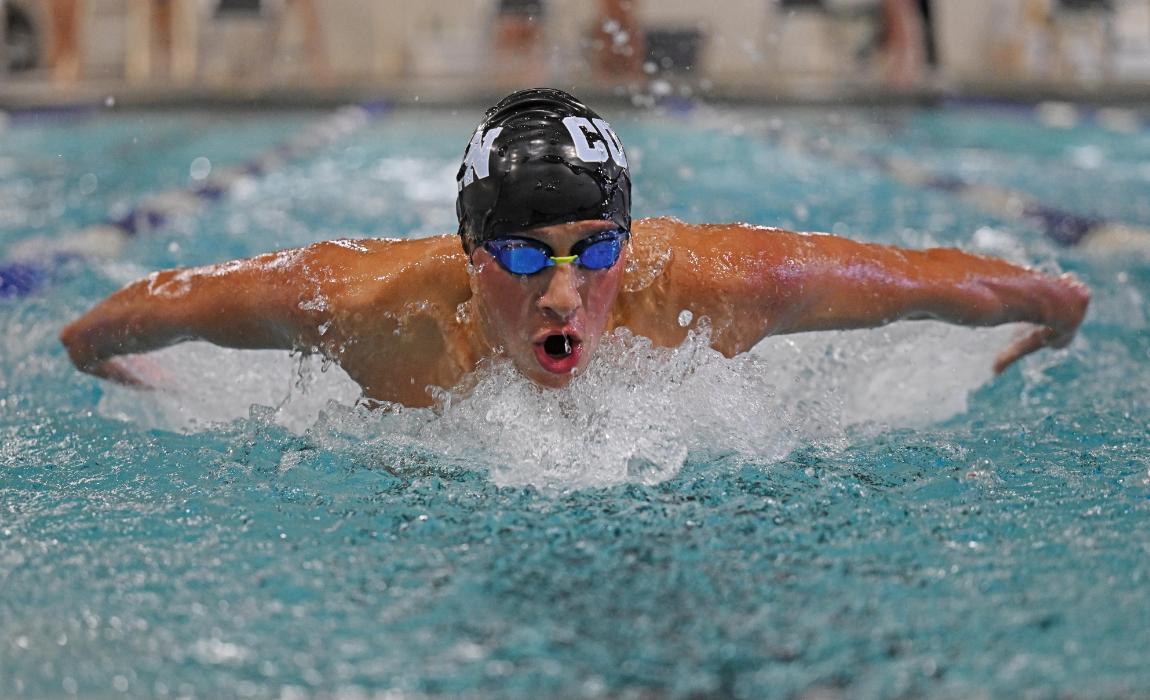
top-left (456, 88), bottom-right (631, 254)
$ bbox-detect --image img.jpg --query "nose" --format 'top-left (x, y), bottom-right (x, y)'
top-left (537, 263), bottom-right (582, 320)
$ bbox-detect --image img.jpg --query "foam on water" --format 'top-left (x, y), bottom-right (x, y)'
top-left (97, 320), bottom-right (1017, 489)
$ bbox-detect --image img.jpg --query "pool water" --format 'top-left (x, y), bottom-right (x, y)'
top-left (1, 103), bottom-right (1148, 698)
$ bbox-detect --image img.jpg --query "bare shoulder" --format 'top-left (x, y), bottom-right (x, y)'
top-left (304, 234), bottom-right (471, 311)
top-left (626, 217), bottom-right (805, 291)
top-left (631, 216), bottom-right (802, 258)
top-left (300, 235), bottom-right (474, 405)
top-left (617, 218), bottom-right (816, 354)
top-left (305, 234), bottom-right (466, 279)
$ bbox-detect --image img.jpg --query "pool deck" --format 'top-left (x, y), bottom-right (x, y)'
top-left (2, 74), bottom-right (1149, 113)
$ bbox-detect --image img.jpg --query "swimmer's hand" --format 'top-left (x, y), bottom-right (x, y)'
top-left (79, 356), bottom-right (173, 391)
top-left (992, 273), bottom-right (1090, 374)
top-left (60, 316), bottom-right (173, 391)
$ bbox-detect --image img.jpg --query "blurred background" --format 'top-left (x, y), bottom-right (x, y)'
top-left (2, 0), bottom-right (1148, 107)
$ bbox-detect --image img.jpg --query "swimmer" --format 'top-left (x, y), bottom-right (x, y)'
top-left (60, 88), bottom-right (1090, 408)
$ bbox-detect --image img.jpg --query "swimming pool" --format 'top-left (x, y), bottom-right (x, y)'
top-left (1, 101), bottom-right (1148, 698)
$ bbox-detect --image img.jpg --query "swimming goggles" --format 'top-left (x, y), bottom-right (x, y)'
top-left (482, 228), bottom-right (630, 276)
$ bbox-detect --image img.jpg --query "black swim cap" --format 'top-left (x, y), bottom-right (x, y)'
top-left (456, 88), bottom-right (631, 254)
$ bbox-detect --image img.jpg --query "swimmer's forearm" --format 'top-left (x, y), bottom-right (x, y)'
top-left (915, 251), bottom-right (1088, 332)
top-left (884, 248), bottom-right (1089, 335)
top-left (749, 233), bottom-right (1081, 340)
top-left (775, 242), bottom-right (1089, 338)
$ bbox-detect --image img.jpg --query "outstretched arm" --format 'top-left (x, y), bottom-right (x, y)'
top-left (60, 244), bottom-right (343, 385)
top-left (641, 221), bottom-right (1090, 373)
top-left (61, 235), bottom-right (472, 394)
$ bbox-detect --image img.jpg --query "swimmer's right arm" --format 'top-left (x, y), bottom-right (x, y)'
top-left (60, 261), bottom-right (309, 385)
top-left (60, 241), bottom-right (372, 385)
top-left (61, 235), bottom-right (471, 387)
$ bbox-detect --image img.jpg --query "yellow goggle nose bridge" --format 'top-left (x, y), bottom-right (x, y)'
top-left (550, 255), bottom-right (578, 265)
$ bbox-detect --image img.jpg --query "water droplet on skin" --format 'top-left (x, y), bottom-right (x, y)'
top-left (677, 310), bottom-right (693, 327)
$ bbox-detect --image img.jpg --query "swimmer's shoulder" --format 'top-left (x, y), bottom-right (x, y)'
top-left (303, 234), bottom-right (470, 310)
top-left (629, 217), bottom-right (801, 275)
top-left (308, 234), bottom-right (464, 265)
top-left (621, 217), bottom-right (810, 315)
top-left (632, 217), bottom-right (797, 246)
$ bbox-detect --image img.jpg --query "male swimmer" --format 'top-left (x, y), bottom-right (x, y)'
top-left (61, 88), bottom-right (1090, 408)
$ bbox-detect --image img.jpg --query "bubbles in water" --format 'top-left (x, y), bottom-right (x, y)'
top-left (78, 173), bottom-right (98, 196)
top-left (97, 321), bottom-right (1010, 490)
top-left (189, 157), bottom-right (212, 181)
top-left (1068, 145), bottom-right (1105, 170)
top-left (97, 344), bottom-right (361, 433)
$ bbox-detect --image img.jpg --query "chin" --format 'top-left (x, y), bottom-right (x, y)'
top-left (516, 351), bottom-right (590, 389)
top-left (524, 367), bottom-right (577, 389)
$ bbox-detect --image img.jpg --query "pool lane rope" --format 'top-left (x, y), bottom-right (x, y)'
top-left (759, 120), bottom-right (1150, 254)
top-left (0, 101), bottom-right (390, 299)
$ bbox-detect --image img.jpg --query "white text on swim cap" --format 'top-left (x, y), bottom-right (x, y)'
top-left (458, 126), bottom-right (504, 190)
top-left (562, 117), bottom-right (629, 169)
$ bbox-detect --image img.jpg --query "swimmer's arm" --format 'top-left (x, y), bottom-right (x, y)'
top-left (655, 223), bottom-right (1089, 371)
top-left (744, 230), bottom-right (1090, 373)
top-left (59, 243), bottom-right (363, 382)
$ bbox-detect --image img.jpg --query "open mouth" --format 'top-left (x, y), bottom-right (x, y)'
top-left (543, 333), bottom-right (575, 359)
top-left (534, 332), bottom-right (583, 374)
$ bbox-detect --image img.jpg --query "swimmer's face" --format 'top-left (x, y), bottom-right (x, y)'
top-left (468, 220), bottom-right (627, 388)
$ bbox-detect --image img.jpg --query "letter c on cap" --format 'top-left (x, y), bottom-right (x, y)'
top-left (562, 116), bottom-right (609, 164)
top-left (592, 118), bottom-right (628, 169)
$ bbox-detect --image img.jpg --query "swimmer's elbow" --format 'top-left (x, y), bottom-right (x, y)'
top-left (707, 326), bottom-right (764, 358)
top-left (60, 318), bottom-right (105, 372)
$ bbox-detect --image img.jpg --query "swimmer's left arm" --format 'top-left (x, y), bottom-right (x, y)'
top-left (665, 224), bottom-right (1090, 373)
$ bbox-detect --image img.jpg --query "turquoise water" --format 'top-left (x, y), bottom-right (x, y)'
top-left (1, 105), bottom-right (1148, 698)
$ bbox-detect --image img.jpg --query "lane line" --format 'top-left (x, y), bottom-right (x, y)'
top-left (759, 119), bottom-right (1150, 252)
top-left (1, 100), bottom-right (390, 299)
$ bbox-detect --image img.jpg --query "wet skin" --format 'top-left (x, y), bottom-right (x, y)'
top-left (60, 217), bottom-right (1090, 407)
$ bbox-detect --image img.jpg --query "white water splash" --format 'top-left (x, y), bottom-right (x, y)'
top-left (96, 345), bottom-right (361, 433)
top-left (97, 321), bottom-right (1013, 489)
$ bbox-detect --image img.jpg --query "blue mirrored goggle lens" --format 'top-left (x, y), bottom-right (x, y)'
top-left (486, 241), bottom-right (552, 274)
top-left (484, 229), bottom-right (629, 275)
top-left (494, 241), bottom-right (547, 271)
top-left (574, 237), bottom-right (622, 270)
